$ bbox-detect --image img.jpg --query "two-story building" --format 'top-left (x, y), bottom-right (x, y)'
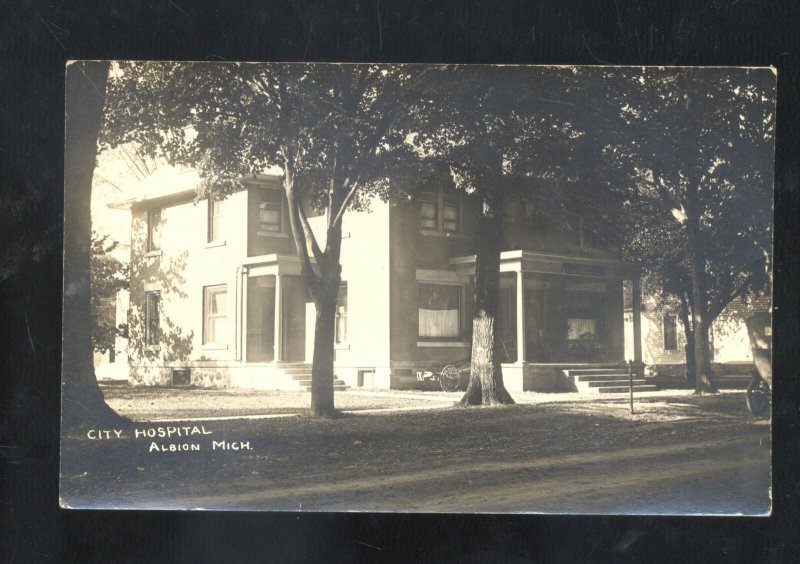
top-left (115, 166), bottom-right (643, 392)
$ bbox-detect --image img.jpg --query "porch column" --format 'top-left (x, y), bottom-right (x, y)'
top-left (631, 277), bottom-right (643, 363)
top-left (516, 270), bottom-right (526, 363)
top-left (274, 274), bottom-right (283, 362)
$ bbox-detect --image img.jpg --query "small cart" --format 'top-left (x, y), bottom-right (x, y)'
top-left (744, 312), bottom-right (772, 417)
top-left (416, 364), bottom-right (468, 392)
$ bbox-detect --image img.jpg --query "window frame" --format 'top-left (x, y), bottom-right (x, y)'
top-left (416, 281), bottom-right (464, 341)
top-left (419, 185), bottom-right (462, 235)
top-left (335, 282), bottom-right (348, 346)
top-left (202, 284), bottom-right (228, 346)
top-left (144, 290), bottom-right (160, 348)
top-left (146, 207), bottom-right (161, 252)
top-left (663, 313), bottom-right (679, 351)
top-left (257, 186), bottom-right (288, 237)
top-left (207, 198), bottom-right (225, 243)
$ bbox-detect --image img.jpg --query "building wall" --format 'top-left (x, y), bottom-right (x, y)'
top-left (711, 294), bottom-right (771, 363)
top-left (628, 293), bottom-right (771, 370)
top-left (326, 198), bottom-right (393, 388)
top-left (389, 192), bottom-right (477, 385)
top-left (128, 190), bottom-right (249, 386)
top-left (127, 182), bottom-right (395, 389)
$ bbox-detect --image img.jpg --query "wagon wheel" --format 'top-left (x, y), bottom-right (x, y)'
top-left (439, 365), bottom-right (461, 392)
top-left (746, 375), bottom-right (771, 417)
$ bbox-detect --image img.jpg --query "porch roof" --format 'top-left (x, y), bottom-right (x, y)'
top-left (242, 253), bottom-right (313, 277)
top-left (449, 249), bottom-right (641, 280)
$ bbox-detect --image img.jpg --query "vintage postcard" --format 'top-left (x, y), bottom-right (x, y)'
top-left (60, 62), bottom-right (774, 513)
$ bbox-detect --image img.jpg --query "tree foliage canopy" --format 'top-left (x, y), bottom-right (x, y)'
top-left (90, 233), bottom-right (129, 355)
top-left (610, 67), bottom-right (775, 319)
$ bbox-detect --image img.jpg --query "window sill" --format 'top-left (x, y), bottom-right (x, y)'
top-left (145, 345), bottom-right (161, 353)
top-left (144, 250), bottom-right (163, 258)
top-left (257, 231), bottom-right (290, 239)
top-left (417, 341), bottom-right (470, 348)
top-left (206, 240), bottom-right (227, 248)
top-left (202, 344), bottom-right (229, 351)
top-left (419, 229), bottom-right (466, 240)
top-left (334, 343), bottom-right (350, 350)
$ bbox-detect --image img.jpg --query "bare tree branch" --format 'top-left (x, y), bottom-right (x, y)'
top-left (297, 197), bottom-right (324, 265)
top-left (331, 180), bottom-right (360, 229)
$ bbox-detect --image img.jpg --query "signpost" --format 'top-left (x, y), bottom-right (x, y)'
top-left (628, 360), bottom-right (634, 414)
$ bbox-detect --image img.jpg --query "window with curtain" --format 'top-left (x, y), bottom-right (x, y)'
top-left (203, 285), bottom-right (228, 345)
top-left (419, 190), bottom-right (438, 230)
top-left (567, 318), bottom-right (597, 340)
top-left (418, 283), bottom-right (461, 339)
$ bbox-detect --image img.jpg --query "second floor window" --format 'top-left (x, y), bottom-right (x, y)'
top-left (258, 188), bottom-right (284, 235)
top-left (203, 285), bottom-right (228, 345)
top-left (208, 198), bottom-right (224, 242)
top-left (144, 291), bottom-right (160, 347)
top-left (420, 187), bottom-right (461, 234)
top-left (146, 207), bottom-right (161, 252)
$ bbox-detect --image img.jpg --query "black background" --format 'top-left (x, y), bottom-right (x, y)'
top-left (1, 1), bottom-right (798, 561)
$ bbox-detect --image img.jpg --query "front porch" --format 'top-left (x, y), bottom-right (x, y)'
top-left (453, 249), bottom-right (645, 393)
top-left (240, 253), bottom-right (313, 365)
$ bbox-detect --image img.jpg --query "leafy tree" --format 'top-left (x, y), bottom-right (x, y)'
top-left (413, 66), bottom-right (589, 405)
top-left (63, 61), bottom-right (124, 428)
top-left (610, 67), bottom-right (775, 392)
top-left (102, 62), bottom-right (431, 416)
top-left (90, 232), bottom-right (128, 356)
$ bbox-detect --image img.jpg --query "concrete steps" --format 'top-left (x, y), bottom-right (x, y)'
top-left (597, 384), bottom-right (659, 394)
top-left (565, 367), bottom-right (658, 394)
top-left (278, 363), bottom-right (349, 391)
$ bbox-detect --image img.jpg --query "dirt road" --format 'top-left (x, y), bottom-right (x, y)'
top-left (155, 431), bottom-right (769, 514)
top-left (61, 392), bottom-right (771, 514)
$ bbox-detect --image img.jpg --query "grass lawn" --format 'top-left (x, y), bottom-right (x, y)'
top-left (100, 384), bottom-right (453, 420)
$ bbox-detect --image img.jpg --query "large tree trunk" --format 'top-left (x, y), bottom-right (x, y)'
top-left (284, 164), bottom-right (344, 417)
top-left (686, 221), bottom-right (717, 394)
top-left (459, 187), bottom-right (514, 407)
top-left (678, 291), bottom-right (696, 386)
top-left (309, 257), bottom-right (341, 416)
top-left (62, 61), bottom-right (125, 429)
